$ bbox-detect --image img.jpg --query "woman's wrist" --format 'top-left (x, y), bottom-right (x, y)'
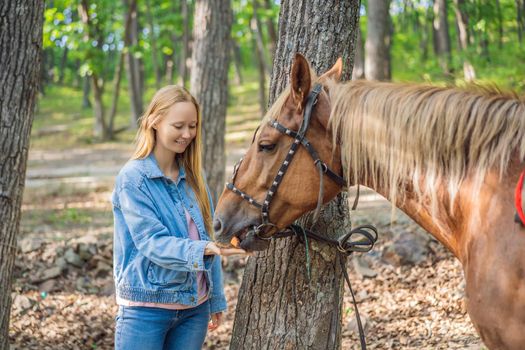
top-left (204, 242), bottom-right (220, 255)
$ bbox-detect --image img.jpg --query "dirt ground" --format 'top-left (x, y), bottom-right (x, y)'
top-left (9, 143), bottom-right (485, 350)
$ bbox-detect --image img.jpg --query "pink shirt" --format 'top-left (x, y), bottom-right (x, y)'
top-left (117, 209), bottom-right (208, 310)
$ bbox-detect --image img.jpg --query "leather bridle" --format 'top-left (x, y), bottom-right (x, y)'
top-left (225, 84), bottom-right (346, 239)
top-left (224, 83), bottom-right (377, 350)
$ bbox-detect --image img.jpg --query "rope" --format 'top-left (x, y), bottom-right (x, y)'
top-left (300, 225), bottom-right (311, 281)
top-left (338, 252), bottom-right (367, 349)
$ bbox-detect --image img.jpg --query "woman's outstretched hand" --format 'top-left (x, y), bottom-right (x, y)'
top-left (208, 312), bottom-right (223, 331)
top-left (204, 242), bottom-right (251, 256)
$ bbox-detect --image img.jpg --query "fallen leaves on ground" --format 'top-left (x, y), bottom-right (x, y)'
top-left (10, 191), bottom-right (484, 349)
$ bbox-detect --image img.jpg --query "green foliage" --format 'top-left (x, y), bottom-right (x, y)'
top-left (382, 0), bottom-right (525, 91)
top-left (33, 85), bottom-right (135, 149)
top-left (37, 0), bottom-right (525, 150)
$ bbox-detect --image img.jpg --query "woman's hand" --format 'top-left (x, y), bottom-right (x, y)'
top-left (208, 312), bottom-right (223, 331)
top-left (204, 242), bottom-right (251, 256)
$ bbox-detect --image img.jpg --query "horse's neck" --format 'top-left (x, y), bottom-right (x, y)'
top-left (369, 181), bottom-right (463, 258)
top-left (363, 160), bottom-right (522, 262)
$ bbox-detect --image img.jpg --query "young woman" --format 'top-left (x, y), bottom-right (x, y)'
top-left (112, 85), bottom-right (246, 350)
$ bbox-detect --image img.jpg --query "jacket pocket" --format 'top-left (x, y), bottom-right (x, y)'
top-left (147, 262), bottom-right (191, 288)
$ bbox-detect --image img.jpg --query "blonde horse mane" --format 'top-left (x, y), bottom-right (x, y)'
top-left (259, 76), bottom-right (525, 213)
top-left (329, 80), bottom-right (525, 210)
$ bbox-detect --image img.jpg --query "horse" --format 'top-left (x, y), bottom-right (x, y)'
top-left (213, 53), bottom-right (525, 349)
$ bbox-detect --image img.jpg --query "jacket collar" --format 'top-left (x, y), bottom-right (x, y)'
top-left (145, 153), bottom-right (186, 183)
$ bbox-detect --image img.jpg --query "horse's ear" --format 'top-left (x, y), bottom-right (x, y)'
top-left (290, 53), bottom-right (311, 112)
top-left (319, 57), bottom-right (343, 82)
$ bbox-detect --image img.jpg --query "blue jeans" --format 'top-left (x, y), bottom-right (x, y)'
top-left (115, 300), bottom-right (211, 350)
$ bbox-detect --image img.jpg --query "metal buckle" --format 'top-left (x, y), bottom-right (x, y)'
top-left (254, 223), bottom-right (279, 240)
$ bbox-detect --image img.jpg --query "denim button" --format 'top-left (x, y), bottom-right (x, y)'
top-left (190, 296), bottom-right (195, 302)
top-left (193, 262), bottom-right (198, 268)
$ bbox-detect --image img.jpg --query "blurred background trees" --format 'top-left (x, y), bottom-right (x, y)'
top-left (40, 0), bottom-right (525, 120)
top-left (34, 0), bottom-right (525, 206)
top-left (25, 0), bottom-right (525, 211)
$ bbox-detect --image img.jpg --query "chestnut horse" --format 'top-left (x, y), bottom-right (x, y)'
top-left (213, 53), bottom-right (525, 349)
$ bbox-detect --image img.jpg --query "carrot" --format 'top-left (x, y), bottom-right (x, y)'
top-left (230, 236), bottom-right (240, 248)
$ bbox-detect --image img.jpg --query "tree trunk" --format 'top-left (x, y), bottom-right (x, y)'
top-left (250, 24), bottom-right (267, 115)
top-left (453, 0), bottom-right (470, 50)
top-left (190, 0), bottom-right (232, 202)
top-left (0, 2), bottom-right (44, 349)
top-left (39, 48), bottom-right (48, 95)
top-left (145, 0), bottom-right (161, 89)
top-left (496, 0), bottom-right (503, 49)
top-left (231, 38), bottom-right (244, 85)
top-left (517, 0), bottom-right (524, 44)
top-left (108, 52), bottom-right (125, 139)
top-left (263, 0), bottom-right (277, 61)
top-left (165, 46), bottom-right (175, 84)
top-left (453, 0), bottom-right (476, 81)
top-left (91, 74), bottom-right (107, 140)
top-left (420, 5), bottom-right (433, 61)
top-left (177, 0), bottom-right (191, 88)
top-left (58, 46), bottom-right (68, 84)
top-left (251, 1), bottom-right (268, 114)
top-left (123, 0), bottom-right (143, 129)
top-left (433, 0), bottom-right (452, 76)
top-left (82, 75), bottom-right (92, 109)
top-left (229, 1), bottom-right (360, 349)
top-left (365, 0), bottom-right (392, 81)
top-left (79, 0), bottom-right (109, 139)
top-left (252, 0), bottom-right (272, 75)
top-left (352, 27), bottom-right (365, 80)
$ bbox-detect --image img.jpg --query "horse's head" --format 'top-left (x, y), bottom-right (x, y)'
top-left (214, 53), bottom-right (345, 251)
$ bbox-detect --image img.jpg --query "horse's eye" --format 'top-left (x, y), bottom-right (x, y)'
top-left (258, 143), bottom-right (276, 152)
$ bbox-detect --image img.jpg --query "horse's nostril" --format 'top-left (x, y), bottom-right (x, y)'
top-left (213, 218), bottom-right (223, 234)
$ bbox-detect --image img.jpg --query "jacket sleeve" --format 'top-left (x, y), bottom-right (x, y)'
top-left (205, 183), bottom-right (228, 314)
top-left (118, 183), bottom-right (212, 272)
top-left (208, 254), bottom-right (227, 314)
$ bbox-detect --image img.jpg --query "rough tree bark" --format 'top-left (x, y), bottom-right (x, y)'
top-left (190, 0), bottom-right (232, 201)
top-left (229, 1), bottom-right (360, 349)
top-left (0, 2), bottom-right (44, 349)
top-left (365, 0), bottom-right (392, 81)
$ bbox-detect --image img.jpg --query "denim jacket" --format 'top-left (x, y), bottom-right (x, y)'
top-left (111, 153), bottom-right (227, 314)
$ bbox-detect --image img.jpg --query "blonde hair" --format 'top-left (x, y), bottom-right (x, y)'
top-left (132, 85), bottom-right (213, 236)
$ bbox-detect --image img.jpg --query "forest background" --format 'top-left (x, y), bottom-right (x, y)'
top-left (5, 0), bottom-right (525, 348)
